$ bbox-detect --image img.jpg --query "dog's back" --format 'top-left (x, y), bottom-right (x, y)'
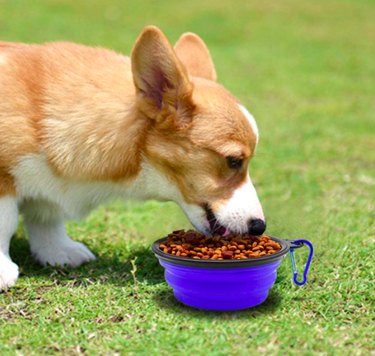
top-left (0, 42), bottom-right (140, 193)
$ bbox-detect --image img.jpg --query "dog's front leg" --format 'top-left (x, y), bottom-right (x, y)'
top-left (0, 196), bottom-right (19, 291)
top-left (23, 204), bottom-right (96, 267)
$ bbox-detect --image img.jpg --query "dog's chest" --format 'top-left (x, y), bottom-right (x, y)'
top-left (11, 154), bottom-right (180, 219)
top-left (11, 154), bottom-right (134, 219)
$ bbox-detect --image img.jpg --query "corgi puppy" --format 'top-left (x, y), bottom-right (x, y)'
top-left (0, 26), bottom-right (265, 290)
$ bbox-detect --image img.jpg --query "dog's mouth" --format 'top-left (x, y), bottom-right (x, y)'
top-left (204, 206), bottom-right (230, 236)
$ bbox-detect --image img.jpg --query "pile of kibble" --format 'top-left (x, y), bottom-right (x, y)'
top-left (159, 230), bottom-right (282, 260)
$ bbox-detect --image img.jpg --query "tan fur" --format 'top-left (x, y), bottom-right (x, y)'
top-left (0, 42), bottom-right (146, 187)
top-left (174, 33), bottom-right (217, 81)
top-left (144, 78), bottom-right (255, 206)
top-left (0, 26), bottom-right (256, 208)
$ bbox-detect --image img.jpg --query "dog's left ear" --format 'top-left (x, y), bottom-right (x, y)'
top-left (174, 33), bottom-right (217, 81)
top-left (131, 26), bottom-right (194, 126)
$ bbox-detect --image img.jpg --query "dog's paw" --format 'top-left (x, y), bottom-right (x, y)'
top-left (0, 256), bottom-right (19, 291)
top-left (32, 238), bottom-right (96, 268)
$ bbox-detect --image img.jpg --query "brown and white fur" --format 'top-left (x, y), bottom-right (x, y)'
top-left (0, 26), bottom-right (265, 290)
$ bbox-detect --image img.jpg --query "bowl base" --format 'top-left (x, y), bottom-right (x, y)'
top-left (174, 290), bottom-right (269, 311)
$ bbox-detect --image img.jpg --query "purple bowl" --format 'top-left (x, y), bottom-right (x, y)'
top-left (152, 236), bottom-right (301, 311)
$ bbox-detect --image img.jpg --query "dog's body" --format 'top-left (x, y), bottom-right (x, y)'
top-left (0, 27), bottom-right (265, 290)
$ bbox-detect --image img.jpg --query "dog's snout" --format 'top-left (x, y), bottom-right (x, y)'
top-left (248, 218), bottom-right (266, 235)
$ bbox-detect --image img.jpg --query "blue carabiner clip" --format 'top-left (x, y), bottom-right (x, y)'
top-left (289, 239), bottom-right (314, 286)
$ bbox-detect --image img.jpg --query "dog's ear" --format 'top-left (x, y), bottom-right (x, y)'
top-left (131, 26), bottom-right (194, 125)
top-left (174, 33), bottom-right (217, 81)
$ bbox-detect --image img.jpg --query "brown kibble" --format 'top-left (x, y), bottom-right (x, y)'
top-left (184, 232), bottom-right (200, 244)
top-left (222, 250), bottom-right (234, 259)
top-left (159, 231), bottom-right (281, 260)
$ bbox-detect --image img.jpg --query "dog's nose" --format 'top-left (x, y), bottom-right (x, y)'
top-left (248, 219), bottom-right (266, 235)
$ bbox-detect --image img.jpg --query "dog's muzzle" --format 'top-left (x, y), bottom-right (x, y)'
top-left (204, 205), bottom-right (229, 235)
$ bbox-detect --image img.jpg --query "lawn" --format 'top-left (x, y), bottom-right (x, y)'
top-left (0, 0), bottom-right (374, 354)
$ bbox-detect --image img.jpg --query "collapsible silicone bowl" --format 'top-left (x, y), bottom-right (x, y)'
top-left (152, 236), bottom-right (313, 311)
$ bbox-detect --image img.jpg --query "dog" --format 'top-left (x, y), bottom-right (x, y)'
top-left (0, 26), bottom-right (265, 290)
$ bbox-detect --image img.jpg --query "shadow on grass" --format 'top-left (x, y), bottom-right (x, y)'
top-left (10, 235), bottom-right (165, 288)
top-left (10, 236), bottom-right (282, 318)
top-left (152, 287), bottom-right (282, 319)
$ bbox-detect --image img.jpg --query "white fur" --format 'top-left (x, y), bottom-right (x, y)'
top-left (12, 154), bottom-right (184, 219)
top-left (216, 174), bottom-right (264, 234)
top-left (21, 198), bottom-right (96, 267)
top-left (0, 196), bottom-right (19, 290)
top-left (13, 154), bottom-right (130, 220)
top-left (24, 218), bottom-right (96, 267)
top-left (178, 201), bottom-right (210, 233)
top-left (0, 257), bottom-right (19, 291)
top-left (0, 54), bottom-right (7, 66)
top-left (239, 104), bottom-right (259, 145)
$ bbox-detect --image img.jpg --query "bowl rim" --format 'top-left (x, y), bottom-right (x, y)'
top-left (152, 235), bottom-right (291, 269)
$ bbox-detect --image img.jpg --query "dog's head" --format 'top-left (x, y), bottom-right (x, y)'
top-left (132, 26), bottom-right (265, 235)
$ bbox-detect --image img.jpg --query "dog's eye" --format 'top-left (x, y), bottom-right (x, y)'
top-left (226, 156), bottom-right (243, 169)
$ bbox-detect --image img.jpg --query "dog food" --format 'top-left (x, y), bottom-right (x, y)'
top-left (159, 230), bottom-right (282, 260)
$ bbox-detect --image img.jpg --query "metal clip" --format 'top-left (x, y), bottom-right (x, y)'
top-left (289, 239), bottom-right (314, 286)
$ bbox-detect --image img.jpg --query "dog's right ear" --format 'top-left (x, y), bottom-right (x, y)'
top-left (174, 33), bottom-right (217, 81)
top-left (131, 26), bottom-right (193, 122)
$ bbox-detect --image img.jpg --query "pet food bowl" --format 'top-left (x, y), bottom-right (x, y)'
top-left (152, 236), bottom-right (313, 311)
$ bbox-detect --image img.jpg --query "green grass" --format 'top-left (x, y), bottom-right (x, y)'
top-left (1, 0), bottom-right (374, 354)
